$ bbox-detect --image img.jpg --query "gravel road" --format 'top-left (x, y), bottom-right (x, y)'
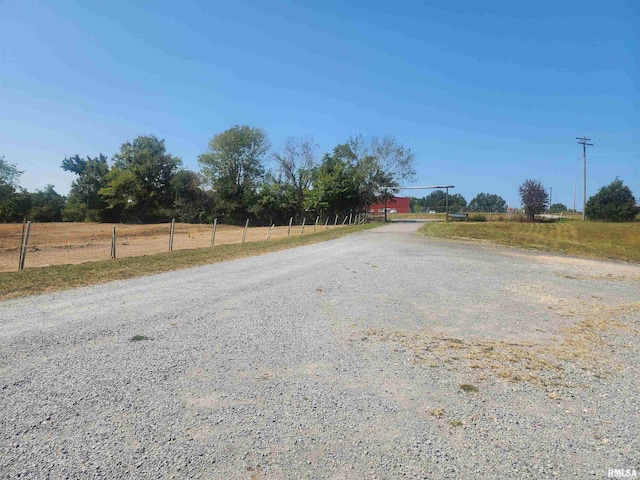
top-left (1, 220), bottom-right (638, 479)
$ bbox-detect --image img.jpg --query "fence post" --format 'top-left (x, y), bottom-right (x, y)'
top-left (342, 215), bottom-right (348, 225)
top-left (314, 216), bottom-right (319, 232)
top-left (111, 226), bottom-right (117, 259)
top-left (169, 219), bottom-right (175, 251)
top-left (210, 218), bottom-right (218, 247)
top-left (301, 217), bottom-right (306, 234)
top-left (18, 221), bottom-right (31, 271)
top-left (334, 214), bottom-right (338, 226)
top-left (324, 217), bottom-right (329, 229)
top-left (266, 224), bottom-right (275, 240)
top-left (287, 217), bottom-right (293, 237)
top-left (349, 213), bottom-right (352, 225)
top-left (242, 219), bottom-right (249, 243)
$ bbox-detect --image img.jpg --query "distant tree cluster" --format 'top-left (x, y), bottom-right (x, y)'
top-left (0, 128), bottom-right (416, 224)
top-left (410, 191), bottom-right (507, 213)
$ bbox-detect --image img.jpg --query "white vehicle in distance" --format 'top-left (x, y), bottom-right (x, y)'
top-left (428, 210), bottom-right (436, 214)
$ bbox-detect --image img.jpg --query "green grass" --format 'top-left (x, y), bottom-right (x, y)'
top-left (130, 335), bottom-right (150, 342)
top-left (0, 223), bottom-right (379, 300)
top-left (419, 220), bottom-right (640, 262)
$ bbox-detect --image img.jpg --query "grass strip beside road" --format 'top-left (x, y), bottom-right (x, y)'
top-left (418, 221), bottom-right (640, 263)
top-left (0, 223), bottom-right (379, 300)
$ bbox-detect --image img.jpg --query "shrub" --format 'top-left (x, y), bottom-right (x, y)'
top-left (586, 178), bottom-right (638, 222)
top-left (468, 214), bottom-right (487, 222)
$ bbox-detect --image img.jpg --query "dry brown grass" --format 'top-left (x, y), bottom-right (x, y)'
top-left (0, 221), bottom-right (349, 272)
top-left (361, 302), bottom-right (640, 389)
top-left (419, 220), bottom-right (640, 263)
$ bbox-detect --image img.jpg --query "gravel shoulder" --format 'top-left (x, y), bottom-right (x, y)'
top-left (1, 220), bottom-right (638, 479)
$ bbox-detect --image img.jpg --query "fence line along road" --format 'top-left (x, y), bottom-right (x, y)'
top-left (0, 215), bottom-right (366, 273)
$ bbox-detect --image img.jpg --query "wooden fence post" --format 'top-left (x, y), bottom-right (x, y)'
top-left (266, 224), bottom-right (275, 240)
top-left (334, 214), bottom-right (338, 226)
top-left (314, 216), bottom-right (319, 231)
top-left (342, 215), bottom-right (348, 225)
top-left (287, 217), bottom-right (293, 237)
top-left (242, 219), bottom-right (249, 243)
top-left (18, 220), bottom-right (31, 271)
top-left (301, 217), bottom-right (306, 234)
top-left (349, 213), bottom-right (352, 225)
top-left (111, 226), bottom-right (117, 259)
top-left (324, 217), bottom-right (329, 229)
top-left (210, 218), bottom-right (218, 247)
top-left (169, 219), bottom-right (175, 251)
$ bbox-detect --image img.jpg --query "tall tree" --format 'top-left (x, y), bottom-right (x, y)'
top-left (585, 178), bottom-right (637, 222)
top-left (416, 190), bottom-right (467, 212)
top-left (100, 135), bottom-right (182, 222)
top-left (344, 134), bottom-right (416, 211)
top-left (468, 193), bottom-right (507, 213)
top-left (0, 156), bottom-right (30, 222)
top-left (518, 179), bottom-right (549, 220)
top-left (272, 137), bottom-right (317, 216)
top-left (198, 125), bottom-right (269, 223)
top-left (61, 153), bottom-right (110, 221)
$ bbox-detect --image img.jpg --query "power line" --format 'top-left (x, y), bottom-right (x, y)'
top-left (576, 137), bottom-right (594, 221)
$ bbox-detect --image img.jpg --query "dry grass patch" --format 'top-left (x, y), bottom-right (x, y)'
top-left (418, 221), bottom-right (640, 263)
top-left (0, 223), bottom-right (379, 300)
top-left (360, 303), bottom-right (639, 388)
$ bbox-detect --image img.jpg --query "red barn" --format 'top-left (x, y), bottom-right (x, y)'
top-left (367, 196), bottom-right (410, 214)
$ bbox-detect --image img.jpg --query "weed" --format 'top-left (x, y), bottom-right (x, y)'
top-left (459, 384), bottom-right (479, 392)
top-left (130, 335), bottom-right (150, 342)
top-left (449, 420), bottom-right (464, 427)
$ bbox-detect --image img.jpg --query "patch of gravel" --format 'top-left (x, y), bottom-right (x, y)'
top-left (1, 220), bottom-right (638, 479)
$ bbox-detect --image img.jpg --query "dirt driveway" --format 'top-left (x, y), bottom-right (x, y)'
top-left (1, 221), bottom-right (638, 478)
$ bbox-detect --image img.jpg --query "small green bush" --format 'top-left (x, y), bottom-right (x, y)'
top-left (468, 214), bottom-right (487, 222)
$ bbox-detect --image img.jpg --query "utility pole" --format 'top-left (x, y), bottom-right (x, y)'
top-left (576, 137), bottom-right (593, 220)
top-left (573, 176), bottom-right (576, 213)
top-left (548, 187), bottom-right (552, 213)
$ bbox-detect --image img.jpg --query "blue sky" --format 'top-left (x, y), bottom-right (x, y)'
top-left (1, 0), bottom-right (638, 209)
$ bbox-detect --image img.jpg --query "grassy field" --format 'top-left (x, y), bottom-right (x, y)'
top-left (0, 223), bottom-right (379, 300)
top-left (418, 220), bottom-right (640, 263)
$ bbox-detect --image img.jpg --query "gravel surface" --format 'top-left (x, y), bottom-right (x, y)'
top-left (1, 220), bottom-right (638, 479)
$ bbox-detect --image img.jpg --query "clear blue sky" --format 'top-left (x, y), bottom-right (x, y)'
top-left (1, 0), bottom-right (638, 209)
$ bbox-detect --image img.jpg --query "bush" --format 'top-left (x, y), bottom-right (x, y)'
top-left (586, 178), bottom-right (638, 222)
top-left (468, 213), bottom-right (487, 222)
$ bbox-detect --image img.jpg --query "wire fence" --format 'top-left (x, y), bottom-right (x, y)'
top-left (0, 214), bottom-right (365, 273)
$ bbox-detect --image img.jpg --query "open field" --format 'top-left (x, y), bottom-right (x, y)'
top-left (0, 221), bottom-right (351, 273)
top-left (0, 223), bottom-right (378, 300)
top-left (1, 221), bottom-right (638, 478)
top-left (419, 220), bottom-right (640, 263)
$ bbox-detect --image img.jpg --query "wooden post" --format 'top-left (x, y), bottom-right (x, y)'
top-left (19, 221), bottom-right (31, 271)
top-left (169, 219), bottom-right (175, 251)
top-left (266, 224), bottom-right (275, 240)
top-left (314, 216), bottom-right (319, 232)
top-left (342, 215), bottom-right (348, 225)
top-left (334, 214), bottom-right (339, 226)
top-left (210, 218), bottom-right (218, 247)
top-left (324, 217), bottom-right (329, 229)
top-left (301, 217), bottom-right (306, 234)
top-left (18, 219), bottom-right (26, 270)
top-left (242, 219), bottom-right (249, 243)
top-left (287, 217), bottom-right (293, 237)
top-left (349, 213), bottom-right (352, 225)
top-left (111, 226), bottom-right (117, 259)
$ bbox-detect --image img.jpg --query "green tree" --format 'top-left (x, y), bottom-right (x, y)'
top-left (518, 179), bottom-right (548, 221)
top-left (61, 153), bottom-right (110, 221)
top-left (28, 185), bottom-right (66, 222)
top-left (0, 156), bottom-right (30, 222)
top-left (416, 190), bottom-right (467, 212)
top-left (100, 135), bottom-right (182, 222)
top-left (550, 203), bottom-right (568, 213)
top-left (585, 178), bottom-right (637, 222)
top-left (272, 137), bottom-right (318, 218)
top-left (468, 193), bottom-right (507, 213)
top-left (198, 125), bottom-right (269, 223)
top-left (307, 148), bottom-right (360, 217)
top-left (170, 170), bottom-right (214, 223)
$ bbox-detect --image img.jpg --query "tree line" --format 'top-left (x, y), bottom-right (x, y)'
top-left (0, 126), bottom-right (415, 224)
top-left (1, 127), bottom-right (637, 224)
